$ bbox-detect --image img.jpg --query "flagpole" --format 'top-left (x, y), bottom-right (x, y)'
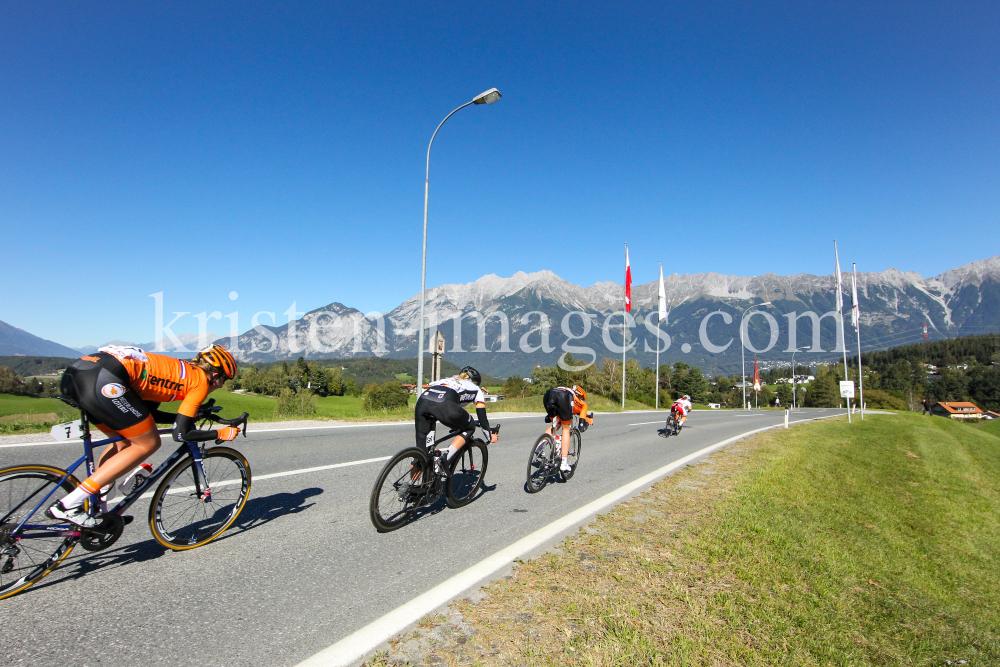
top-left (835, 240), bottom-right (851, 423)
top-left (854, 263), bottom-right (865, 420)
top-left (656, 261), bottom-right (661, 410)
top-left (621, 243), bottom-right (628, 409)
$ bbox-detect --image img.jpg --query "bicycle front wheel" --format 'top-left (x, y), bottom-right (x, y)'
top-left (148, 447), bottom-right (251, 550)
top-left (0, 465), bottom-right (81, 600)
top-left (446, 439), bottom-right (488, 508)
top-left (370, 448), bottom-right (430, 532)
top-left (526, 434), bottom-right (555, 493)
top-left (560, 429), bottom-right (582, 480)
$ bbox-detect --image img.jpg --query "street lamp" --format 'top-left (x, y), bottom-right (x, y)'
top-left (415, 88), bottom-right (502, 396)
top-left (740, 301), bottom-right (772, 411)
top-left (790, 346), bottom-right (808, 410)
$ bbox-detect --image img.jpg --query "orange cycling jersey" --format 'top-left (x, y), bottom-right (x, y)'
top-left (96, 347), bottom-right (210, 418)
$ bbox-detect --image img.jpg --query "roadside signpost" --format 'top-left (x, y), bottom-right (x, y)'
top-left (840, 381), bottom-right (855, 423)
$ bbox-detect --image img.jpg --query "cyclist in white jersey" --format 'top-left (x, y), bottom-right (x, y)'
top-left (672, 394), bottom-right (693, 427)
top-left (415, 366), bottom-right (499, 461)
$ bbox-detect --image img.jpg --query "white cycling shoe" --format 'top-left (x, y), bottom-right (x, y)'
top-left (46, 502), bottom-right (99, 529)
top-left (560, 459), bottom-right (573, 473)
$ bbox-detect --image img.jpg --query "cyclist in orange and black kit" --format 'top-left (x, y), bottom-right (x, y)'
top-left (47, 344), bottom-right (240, 527)
top-left (542, 385), bottom-right (594, 473)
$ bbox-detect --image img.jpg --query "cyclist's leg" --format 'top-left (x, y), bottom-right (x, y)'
top-left (425, 399), bottom-right (476, 461)
top-left (541, 389), bottom-right (561, 437)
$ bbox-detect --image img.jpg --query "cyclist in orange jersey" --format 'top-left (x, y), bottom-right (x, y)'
top-left (47, 344), bottom-right (240, 527)
top-left (542, 385), bottom-right (594, 473)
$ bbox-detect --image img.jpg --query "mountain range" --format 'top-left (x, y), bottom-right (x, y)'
top-left (218, 255), bottom-right (1000, 376)
top-left (3, 256), bottom-right (998, 377)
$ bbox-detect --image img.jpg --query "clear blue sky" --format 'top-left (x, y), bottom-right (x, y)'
top-left (2, 1), bottom-right (998, 347)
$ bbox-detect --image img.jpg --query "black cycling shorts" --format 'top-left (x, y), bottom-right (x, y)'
top-left (60, 353), bottom-right (155, 438)
top-left (414, 387), bottom-right (476, 449)
top-left (543, 388), bottom-right (574, 424)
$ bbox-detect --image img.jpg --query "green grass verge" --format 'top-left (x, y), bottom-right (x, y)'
top-left (371, 412), bottom-right (1000, 665)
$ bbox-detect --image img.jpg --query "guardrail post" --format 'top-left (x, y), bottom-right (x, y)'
top-left (784, 409), bottom-right (789, 429)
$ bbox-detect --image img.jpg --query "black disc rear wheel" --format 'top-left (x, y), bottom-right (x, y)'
top-left (446, 440), bottom-right (488, 508)
top-left (370, 448), bottom-right (429, 532)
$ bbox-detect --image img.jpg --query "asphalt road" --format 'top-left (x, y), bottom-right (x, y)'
top-left (0, 408), bottom-right (842, 666)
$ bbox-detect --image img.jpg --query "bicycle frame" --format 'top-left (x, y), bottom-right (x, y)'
top-left (10, 411), bottom-right (211, 540)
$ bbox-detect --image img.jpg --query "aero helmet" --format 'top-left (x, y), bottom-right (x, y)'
top-left (460, 366), bottom-right (482, 386)
top-left (572, 385), bottom-right (587, 402)
top-left (196, 344), bottom-right (238, 380)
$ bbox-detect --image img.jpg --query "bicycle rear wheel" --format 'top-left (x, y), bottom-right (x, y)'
top-left (560, 429), bottom-right (583, 480)
top-left (370, 448), bottom-right (429, 532)
top-left (665, 415), bottom-right (676, 436)
top-left (525, 434), bottom-right (554, 493)
top-left (148, 447), bottom-right (251, 550)
top-left (0, 465), bottom-right (81, 600)
top-left (446, 439), bottom-right (488, 508)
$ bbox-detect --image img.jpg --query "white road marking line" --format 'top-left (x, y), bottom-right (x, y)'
top-left (139, 455), bottom-right (392, 499)
top-left (294, 413), bottom-right (842, 667)
top-left (0, 412), bottom-right (561, 449)
top-left (628, 420), bottom-right (667, 426)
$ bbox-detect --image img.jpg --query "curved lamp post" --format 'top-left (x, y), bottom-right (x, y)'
top-left (740, 301), bottom-right (772, 410)
top-left (416, 88), bottom-right (502, 395)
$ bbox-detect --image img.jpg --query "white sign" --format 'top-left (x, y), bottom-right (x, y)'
top-left (839, 381), bottom-right (855, 398)
top-left (50, 420), bottom-right (83, 441)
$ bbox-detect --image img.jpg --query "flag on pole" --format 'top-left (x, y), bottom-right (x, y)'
top-left (851, 271), bottom-right (860, 329)
top-left (834, 242), bottom-right (844, 311)
top-left (657, 264), bottom-right (667, 322)
top-left (625, 246), bottom-right (632, 313)
top-left (752, 357), bottom-right (761, 391)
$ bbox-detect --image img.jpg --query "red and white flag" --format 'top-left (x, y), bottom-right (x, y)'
top-left (624, 245), bottom-right (632, 312)
top-left (753, 356), bottom-right (761, 391)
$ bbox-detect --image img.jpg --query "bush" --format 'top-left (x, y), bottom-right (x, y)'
top-left (862, 389), bottom-right (908, 411)
top-left (275, 387), bottom-right (317, 418)
top-left (363, 381), bottom-right (410, 413)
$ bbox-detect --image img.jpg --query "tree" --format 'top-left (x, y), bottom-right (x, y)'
top-left (363, 382), bottom-right (410, 412)
top-left (502, 376), bottom-right (529, 397)
top-left (0, 367), bottom-right (27, 395)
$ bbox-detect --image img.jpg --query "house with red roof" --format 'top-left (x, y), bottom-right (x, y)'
top-left (984, 410), bottom-right (1000, 420)
top-left (930, 402), bottom-right (984, 420)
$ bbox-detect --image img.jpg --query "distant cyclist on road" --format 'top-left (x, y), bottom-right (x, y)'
top-left (542, 386), bottom-right (594, 473)
top-left (47, 344), bottom-right (241, 528)
top-left (415, 366), bottom-right (499, 461)
top-left (672, 394), bottom-right (693, 428)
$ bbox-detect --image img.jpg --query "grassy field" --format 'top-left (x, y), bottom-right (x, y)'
top-left (484, 393), bottom-right (654, 414)
top-left (370, 412), bottom-right (1000, 666)
top-left (0, 391), bottom-right (420, 434)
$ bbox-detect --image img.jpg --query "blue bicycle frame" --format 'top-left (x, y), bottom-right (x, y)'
top-left (13, 413), bottom-right (212, 539)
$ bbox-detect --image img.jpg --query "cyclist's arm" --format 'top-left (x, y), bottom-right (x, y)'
top-left (475, 403), bottom-right (491, 432)
top-left (171, 413), bottom-right (220, 443)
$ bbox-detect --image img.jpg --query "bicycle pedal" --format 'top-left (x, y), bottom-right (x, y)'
top-left (122, 515), bottom-right (134, 525)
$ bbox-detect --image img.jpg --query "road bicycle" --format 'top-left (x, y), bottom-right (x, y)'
top-left (525, 414), bottom-right (585, 493)
top-left (369, 421), bottom-right (498, 532)
top-left (0, 398), bottom-right (251, 600)
top-left (664, 407), bottom-right (682, 436)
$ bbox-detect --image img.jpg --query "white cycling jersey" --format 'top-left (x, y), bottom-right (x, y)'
top-left (673, 398), bottom-right (692, 416)
top-left (426, 377), bottom-right (485, 406)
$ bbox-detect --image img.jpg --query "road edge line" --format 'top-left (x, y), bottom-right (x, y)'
top-left (294, 412), bottom-right (842, 667)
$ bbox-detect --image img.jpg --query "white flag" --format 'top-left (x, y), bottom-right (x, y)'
top-left (851, 270), bottom-right (860, 329)
top-left (834, 242), bottom-right (844, 311)
top-left (657, 264), bottom-right (667, 321)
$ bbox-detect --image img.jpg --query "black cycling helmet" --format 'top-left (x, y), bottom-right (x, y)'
top-left (460, 366), bottom-right (482, 386)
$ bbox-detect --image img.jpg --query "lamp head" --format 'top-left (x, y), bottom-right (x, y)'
top-left (472, 88), bottom-right (502, 105)
top-left (760, 301), bottom-right (772, 306)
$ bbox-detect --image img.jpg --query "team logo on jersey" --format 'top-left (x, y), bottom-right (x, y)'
top-left (101, 383), bottom-right (126, 399)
